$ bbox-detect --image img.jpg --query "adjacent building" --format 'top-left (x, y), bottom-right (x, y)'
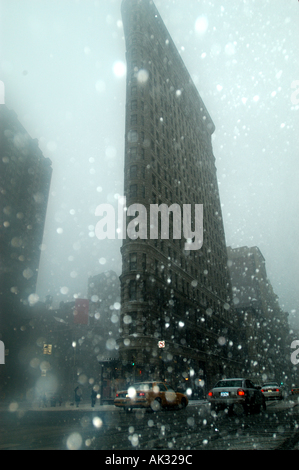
top-left (119, 0), bottom-right (244, 391)
top-left (0, 105), bottom-right (52, 305)
top-left (88, 270), bottom-right (121, 360)
top-left (0, 104), bottom-right (52, 395)
top-left (227, 246), bottom-right (291, 384)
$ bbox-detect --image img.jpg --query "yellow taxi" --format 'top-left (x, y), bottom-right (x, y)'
top-left (114, 381), bottom-right (188, 412)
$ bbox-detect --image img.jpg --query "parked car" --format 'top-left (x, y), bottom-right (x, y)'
top-left (114, 381), bottom-right (188, 412)
top-left (207, 378), bottom-right (266, 415)
top-left (261, 382), bottom-right (283, 400)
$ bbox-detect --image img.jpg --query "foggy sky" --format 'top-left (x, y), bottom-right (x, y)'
top-left (1, 0), bottom-right (298, 327)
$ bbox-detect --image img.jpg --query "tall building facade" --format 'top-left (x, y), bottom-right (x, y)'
top-left (0, 105), bottom-right (52, 304)
top-left (119, 0), bottom-right (243, 391)
top-left (0, 104), bottom-right (52, 394)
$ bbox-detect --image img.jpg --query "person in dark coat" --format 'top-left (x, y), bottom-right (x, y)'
top-left (91, 388), bottom-right (97, 408)
top-left (74, 386), bottom-right (82, 407)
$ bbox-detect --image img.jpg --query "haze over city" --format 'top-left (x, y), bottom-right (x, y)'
top-left (1, 0), bottom-right (298, 328)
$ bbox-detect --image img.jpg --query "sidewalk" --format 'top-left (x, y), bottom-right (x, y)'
top-left (0, 399), bottom-right (116, 412)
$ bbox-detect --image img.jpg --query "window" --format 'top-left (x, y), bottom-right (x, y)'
top-left (129, 253), bottom-right (137, 270)
top-left (142, 253), bottom-right (146, 272)
top-left (214, 380), bottom-right (243, 388)
top-left (158, 383), bottom-right (167, 392)
top-left (155, 260), bottom-right (159, 276)
top-left (130, 147), bottom-right (137, 159)
top-left (129, 280), bottom-right (137, 301)
top-left (130, 114), bottom-right (137, 126)
top-left (43, 344), bottom-right (52, 355)
top-left (128, 130), bottom-right (138, 142)
top-left (127, 311), bottom-right (137, 335)
top-left (141, 280), bottom-right (147, 301)
top-left (130, 184), bottom-right (137, 198)
top-left (130, 165), bottom-right (137, 178)
top-left (245, 380), bottom-right (256, 389)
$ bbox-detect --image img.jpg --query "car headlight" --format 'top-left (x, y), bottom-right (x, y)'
top-left (127, 387), bottom-right (137, 398)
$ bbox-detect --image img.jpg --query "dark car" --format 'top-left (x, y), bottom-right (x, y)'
top-left (207, 378), bottom-right (266, 415)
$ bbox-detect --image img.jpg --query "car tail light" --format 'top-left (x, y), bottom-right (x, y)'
top-left (138, 392), bottom-right (145, 397)
top-left (261, 389), bottom-right (265, 393)
top-left (116, 393), bottom-right (119, 397)
top-left (208, 391), bottom-right (213, 397)
top-left (237, 389), bottom-right (245, 396)
top-left (275, 389), bottom-right (280, 392)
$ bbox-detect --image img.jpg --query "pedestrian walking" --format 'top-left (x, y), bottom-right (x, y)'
top-left (91, 388), bottom-right (97, 408)
top-left (74, 386), bottom-right (82, 408)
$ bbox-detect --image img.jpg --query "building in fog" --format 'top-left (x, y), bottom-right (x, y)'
top-left (0, 104), bottom-right (52, 395)
top-left (88, 270), bottom-right (121, 359)
top-left (0, 105), bottom-right (52, 305)
top-left (227, 246), bottom-right (291, 383)
top-left (119, 0), bottom-right (244, 391)
top-left (0, 290), bottom-right (120, 404)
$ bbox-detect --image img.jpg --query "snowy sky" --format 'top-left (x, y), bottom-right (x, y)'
top-left (1, 0), bottom-right (299, 327)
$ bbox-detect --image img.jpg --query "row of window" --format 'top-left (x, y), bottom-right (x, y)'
top-left (124, 261), bottom-right (225, 308)
top-left (128, 38), bottom-right (210, 152)
top-left (121, 303), bottom-right (231, 342)
top-left (126, 164), bottom-right (203, 207)
top-left (125, 149), bottom-right (227, 269)
top-left (126, 106), bottom-right (214, 209)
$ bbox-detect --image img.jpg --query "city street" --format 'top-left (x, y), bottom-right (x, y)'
top-left (0, 399), bottom-right (299, 450)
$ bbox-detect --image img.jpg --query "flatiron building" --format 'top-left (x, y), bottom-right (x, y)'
top-left (119, 0), bottom-right (242, 391)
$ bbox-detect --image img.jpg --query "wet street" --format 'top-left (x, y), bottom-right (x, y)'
top-left (0, 399), bottom-right (299, 451)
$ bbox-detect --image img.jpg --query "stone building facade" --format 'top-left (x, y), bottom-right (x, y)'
top-left (0, 105), bottom-right (52, 305)
top-left (0, 105), bottom-right (52, 395)
top-left (227, 246), bottom-right (291, 384)
top-left (118, 0), bottom-right (244, 392)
